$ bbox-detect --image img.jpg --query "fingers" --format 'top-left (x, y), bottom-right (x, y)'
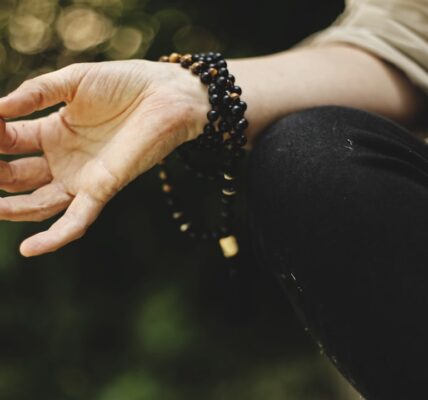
top-left (0, 116), bottom-right (52, 154)
top-left (0, 64), bottom-right (86, 118)
top-left (0, 182), bottom-right (72, 222)
top-left (20, 191), bottom-right (104, 257)
top-left (0, 157), bottom-right (52, 193)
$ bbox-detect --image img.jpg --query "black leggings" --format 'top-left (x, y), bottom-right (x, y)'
top-left (245, 105), bottom-right (428, 400)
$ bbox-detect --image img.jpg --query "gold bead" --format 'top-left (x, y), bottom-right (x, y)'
top-left (180, 223), bottom-right (190, 232)
top-left (162, 183), bottom-right (172, 193)
top-left (219, 235), bottom-right (239, 258)
top-left (159, 55), bottom-right (169, 62)
top-left (230, 93), bottom-right (240, 102)
top-left (169, 52), bottom-right (182, 63)
top-left (222, 188), bottom-right (236, 196)
top-left (172, 211), bottom-right (183, 219)
top-left (159, 171), bottom-right (167, 180)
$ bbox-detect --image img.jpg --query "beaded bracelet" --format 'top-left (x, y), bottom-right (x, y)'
top-left (157, 52), bottom-right (248, 259)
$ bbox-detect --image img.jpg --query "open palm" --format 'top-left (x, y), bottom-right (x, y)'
top-left (0, 60), bottom-right (209, 257)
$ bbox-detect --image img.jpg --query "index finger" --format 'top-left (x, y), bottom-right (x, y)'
top-left (0, 64), bottom-right (83, 119)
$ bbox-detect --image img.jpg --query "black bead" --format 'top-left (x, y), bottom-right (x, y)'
top-left (211, 228), bottom-right (221, 239)
top-left (219, 120), bottom-right (231, 132)
top-left (187, 228), bottom-right (197, 239)
top-left (232, 85), bottom-right (242, 95)
top-left (216, 59), bottom-right (227, 68)
top-left (212, 134), bottom-right (222, 145)
top-left (209, 94), bottom-right (220, 106)
top-left (231, 104), bottom-right (244, 117)
top-left (205, 56), bottom-right (213, 64)
top-left (221, 209), bottom-right (233, 219)
top-left (200, 72), bottom-right (212, 84)
top-left (234, 148), bottom-right (246, 159)
top-left (235, 118), bottom-right (248, 130)
top-left (207, 110), bottom-right (219, 122)
top-left (207, 52), bottom-right (215, 58)
top-left (238, 100), bottom-right (247, 111)
top-left (224, 138), bottom-right (238, 151)
top-left (201, 231), bottom-right (210, 240)
top-left (203, 123), bottom-right (215, 135)
top-left (166, 196), bottom-right (176, 207)
top-left (227, 74), bottom-right (235, 84)
top-left (222, 94), bottom-right (232, 107)
top-left (216, 76), bottom-right (227, 87)
top-left (208, 84), bottom-right (218, 95)
top-left (180, 59), bottom-right (192, 68)
top-left (218, 67), bottom-right (229, 77)
top-left (192, 54), bottom-right (201, 62)
top-left (219, 225), bottom-right (230, 235)
top-left (235, 134), bottom-right (247, 146)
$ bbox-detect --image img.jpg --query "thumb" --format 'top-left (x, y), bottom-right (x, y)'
top-left (0, 63), bottom-right (89, 118)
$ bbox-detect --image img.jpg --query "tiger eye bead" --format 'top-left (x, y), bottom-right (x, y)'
top-left (208, 68), bottom-right (218, 77)
top-left (159, 55), bottom-right (169, 62)
top-left (159, 170), bottom-right (168, 180)
top-left (180, 54), bottom-right (193, 68)
top-left (190, 62), bottom-right (203, 74)
top-left (169, 52), bottom-right (182, 63)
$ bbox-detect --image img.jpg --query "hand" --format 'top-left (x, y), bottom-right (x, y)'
top-left (0, 59), bottom-right (210, 257)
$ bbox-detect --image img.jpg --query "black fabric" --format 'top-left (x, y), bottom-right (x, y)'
top-left (245, 105), bottom-right (428, 400)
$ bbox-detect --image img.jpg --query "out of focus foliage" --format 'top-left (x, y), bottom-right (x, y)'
top-left (0, 1), bottom-right (360, 399)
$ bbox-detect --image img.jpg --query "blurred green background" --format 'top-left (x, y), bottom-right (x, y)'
top-left (0, 0), bottom-right (363, 399)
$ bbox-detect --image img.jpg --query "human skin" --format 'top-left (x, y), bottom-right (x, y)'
top-left (0, 43), bottom-right (426, 257)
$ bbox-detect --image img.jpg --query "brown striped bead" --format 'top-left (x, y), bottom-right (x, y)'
top-left (190, 62), bottom-right (203, 74)
top-left (208, 68), bottom-right (218, 77)
top-left (162, 183), bottom-right (173, 193)
top-left (181, 54), bottom-right (193, 62)
top-left (169, 53), bottom-right (182, 63)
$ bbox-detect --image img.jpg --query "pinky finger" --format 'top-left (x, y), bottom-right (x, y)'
top-left (19, 191), bottom-right (104, 257)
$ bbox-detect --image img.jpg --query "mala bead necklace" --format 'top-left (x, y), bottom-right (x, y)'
top-left (157, 52), bottom-right (248, 260)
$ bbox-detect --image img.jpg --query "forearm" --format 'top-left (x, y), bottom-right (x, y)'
top-left (228, 43), bottom-right (428, 147)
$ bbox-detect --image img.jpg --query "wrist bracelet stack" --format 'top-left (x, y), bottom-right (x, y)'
top-left (156, 52), bottom-right (248, 259)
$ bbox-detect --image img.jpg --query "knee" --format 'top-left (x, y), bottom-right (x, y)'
top-left (246, 105), bottom-right (363, 209)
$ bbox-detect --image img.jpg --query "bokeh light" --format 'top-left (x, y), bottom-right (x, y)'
top-left (56, 6), bottom-right (114, 52)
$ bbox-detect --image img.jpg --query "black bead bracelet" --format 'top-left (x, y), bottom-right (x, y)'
top-left (157, 52), bottom-right (249, 259)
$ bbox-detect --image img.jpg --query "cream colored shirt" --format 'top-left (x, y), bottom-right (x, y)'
top-left (292, 0), bottom-right (428, 139)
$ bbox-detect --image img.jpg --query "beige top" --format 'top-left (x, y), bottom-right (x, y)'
top-left (292, 0), bottom-right (428, 139)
